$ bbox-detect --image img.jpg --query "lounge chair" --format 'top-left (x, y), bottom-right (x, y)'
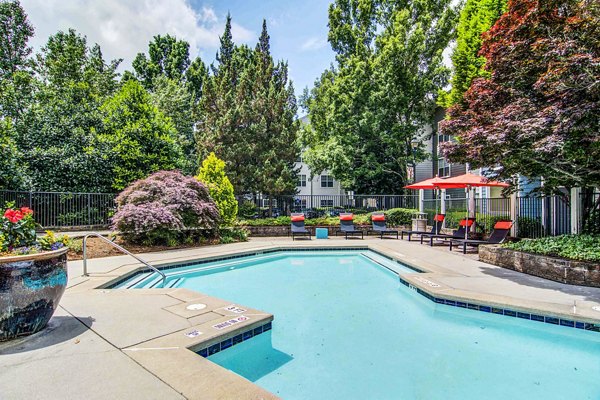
top-left (367, 213), bottom-right (398, 239)
top-left (449, 221), bottom-right (513, 253)
top-left (420, 218), bottom-right (476, 246)
top-left (335, 213), bottom-right (364, 239)
top-left (400, 214), bottom-right (445, 241)
top-left (291, 213), bottom-right (311, 240)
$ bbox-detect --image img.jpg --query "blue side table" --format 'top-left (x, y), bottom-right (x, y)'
top-left (315, 228), bottom-right (329, 239)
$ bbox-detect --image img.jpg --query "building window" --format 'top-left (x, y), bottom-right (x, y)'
top-left (321, 175), bottom-right (334, 188)
top-left (297, 174), bottom-right (306, 187)
top-left (438, 158), bottom-right (450, 177)
top-left (437, 132), bottom-right (451, 177)
top-left (320, 199), bottom-right (334, 207)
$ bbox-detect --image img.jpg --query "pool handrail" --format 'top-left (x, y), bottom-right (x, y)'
top-left (82, 232), bottom-right (166, 287)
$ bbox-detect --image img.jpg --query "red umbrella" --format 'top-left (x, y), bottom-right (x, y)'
top-left (437, 173), bottom-right (509, 189)
top-left (434, 173), bottom-right (510, 240)
top-left (404, 176), bottom-right (452, 190)
top-left (404, 177), bottom-right (452, 233)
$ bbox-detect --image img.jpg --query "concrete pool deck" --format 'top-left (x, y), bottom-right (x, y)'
top-left (2, 236), bottom-right (600, 399)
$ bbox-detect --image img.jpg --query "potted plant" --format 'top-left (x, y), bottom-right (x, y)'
top-left (0, 204), bottom-right (70, 341)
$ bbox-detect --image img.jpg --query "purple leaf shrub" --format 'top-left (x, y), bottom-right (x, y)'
top-left (112, 171), bottom-right (220, 245)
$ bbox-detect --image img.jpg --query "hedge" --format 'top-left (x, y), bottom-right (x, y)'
top-left (239, 208), bottom-right (417, 227)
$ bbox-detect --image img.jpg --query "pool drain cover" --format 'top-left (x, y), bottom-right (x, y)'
top-left (186, 303), bottom-right (207, 311)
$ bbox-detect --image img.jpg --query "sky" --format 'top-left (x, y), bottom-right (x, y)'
top-left (20, 0), bottom-right (335, 101)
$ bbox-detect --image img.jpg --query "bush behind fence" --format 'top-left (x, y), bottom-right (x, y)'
top-left (0, 190), bottom-right (593, 238)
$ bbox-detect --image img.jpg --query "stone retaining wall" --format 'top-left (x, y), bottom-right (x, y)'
top-left (479, 245), bottom-right (600, 288)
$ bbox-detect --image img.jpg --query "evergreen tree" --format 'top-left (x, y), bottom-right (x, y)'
top-left (17, 29), bottom-right (119, 192)
top-left (196, 152), bottom-right (237, 226)
top-left (197, 18), bottom-right (299, 195)
top-left (99, 80), bottom-right (183, 190)
top-left (0, 0), bottom-right (34, 122)
top-left (132, 34), bottom-right (190, 90)
top-left (0, 119), bottom-right (28, 189)
top-left (133, 35), bottom-right (207, 174)
top-left (445, 0), bottom-right (506, 107)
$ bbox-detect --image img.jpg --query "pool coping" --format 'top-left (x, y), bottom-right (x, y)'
top-left (95, 244), bottom-right (600, 330)
top-left (64, 240), bottom-right (600, 399)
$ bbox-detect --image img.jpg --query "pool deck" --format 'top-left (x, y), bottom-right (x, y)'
top-left (2, 236), bottom-right (600, 399)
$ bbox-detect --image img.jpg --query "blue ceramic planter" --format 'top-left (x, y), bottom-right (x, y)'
top-left (0, 248), bottom-right (68, 341)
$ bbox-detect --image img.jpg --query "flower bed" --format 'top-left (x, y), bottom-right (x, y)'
top-left (480, 245), bottom-right (600, 288)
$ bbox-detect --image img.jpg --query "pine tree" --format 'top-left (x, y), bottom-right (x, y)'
top-left (196, 18), bottom-right (299, 196)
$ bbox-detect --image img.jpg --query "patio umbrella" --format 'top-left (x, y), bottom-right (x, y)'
top-left (404, 177), bottom-right (453, 233)
top-left (434, 173), bottom-right (510, 240)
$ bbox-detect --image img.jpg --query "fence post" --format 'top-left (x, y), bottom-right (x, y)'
top-left (87, 193), bottom-right (91, 226)
top-left (571, 187), bottom-right (581, 234)
top-left (510, 192), bottom-right (518, 237)
top-left (28, 191), bottom-right (32, 208)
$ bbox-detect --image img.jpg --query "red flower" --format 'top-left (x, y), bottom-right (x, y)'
top-left (4, 209), bottom-right (23, 223)
top-left (20, 207), bottom-right (33, 216)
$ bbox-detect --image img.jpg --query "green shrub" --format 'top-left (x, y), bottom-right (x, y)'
top-left (220, 226), bottom-right (249, 244)
top-left (583, 209), bottom-right (600, 235)
top-left (503, 235), bottom-right (600, 263)
top-left (238, 209), bottom-right (417, 227)
top-left (238, 200), bottom-right (257, 219)
top-left (384, 208), bottom-right (419, 226)
top-left (196, 153), bottom-right (238, 226)
top-left (517, 216), bottom-right (543, 238)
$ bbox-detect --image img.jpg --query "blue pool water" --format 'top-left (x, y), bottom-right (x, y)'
top-left (121, 251), bottom-right (600, 399)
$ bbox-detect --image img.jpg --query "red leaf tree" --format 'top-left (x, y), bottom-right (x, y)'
top-left (440, 0), bottom-right (599, 192)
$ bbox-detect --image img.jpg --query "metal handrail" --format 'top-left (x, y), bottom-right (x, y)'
top-left (82, 233), bottom-right (166, 287)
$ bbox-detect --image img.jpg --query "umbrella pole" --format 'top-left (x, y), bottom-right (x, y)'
top-left (465, 186), bottom-right (469, 240)
top-left (435, 188), bottom-right (439, 234)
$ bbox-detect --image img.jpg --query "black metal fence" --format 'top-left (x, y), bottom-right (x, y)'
top-left (0, 190), bottom-right (116, 229)
top-left (422, 195), bottom-right (572, 237)
top-left (237, 194), bottom-right (420, 219)
top-left (0, 189), bottom-right (588, 237)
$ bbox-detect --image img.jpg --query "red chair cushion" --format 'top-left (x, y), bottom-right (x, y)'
top-left (340, 214), bottom-right (354, 221)
top-left (459, 219), bottom-right (475, 227)
top-left (371, 214), bottom-right (385, 222)
top-left (494, 221), bottom-right (513, 230)
top-left (291, 215), bottom-right (305, 222)
top-left (434, 214), bottom-right (445, 222)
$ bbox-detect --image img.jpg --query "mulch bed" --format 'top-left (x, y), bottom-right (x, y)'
top-left (68, 237), bottom-right (219, 261)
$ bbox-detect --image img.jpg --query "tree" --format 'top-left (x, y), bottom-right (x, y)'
top-left (0, 0), bottom-right (34, 122)
top-left (16, 29), bottom-right (119, 192)
top-left (132, 34), bottom-right (190, 90)
top-left (196, 152), bottom-right (237, 226)
top-left (441, 0), bottom-right (600, 192)
top-left (150, 76), bottom-right (195, 174)
top-left (445, 0), bottom-right (506, 107)
top-left (301, 0), bottom-right (459, 193)
top-left (100, 80), bottom-right (183, 190)
top-left (133, 35), bottom-right (207, 174)
top-left (0, 119), bottom-right (28, 189)
top-left (197, 18), bottom-right (299, 195)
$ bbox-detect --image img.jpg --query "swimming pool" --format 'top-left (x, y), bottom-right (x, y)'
top-left (118, 250), bottom-right (600, 399)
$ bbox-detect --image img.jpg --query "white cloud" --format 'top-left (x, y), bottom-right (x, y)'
top-left (300, 37), bottom-right (328, 52)
top-left (20, 0), bottom-right (255, 69)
